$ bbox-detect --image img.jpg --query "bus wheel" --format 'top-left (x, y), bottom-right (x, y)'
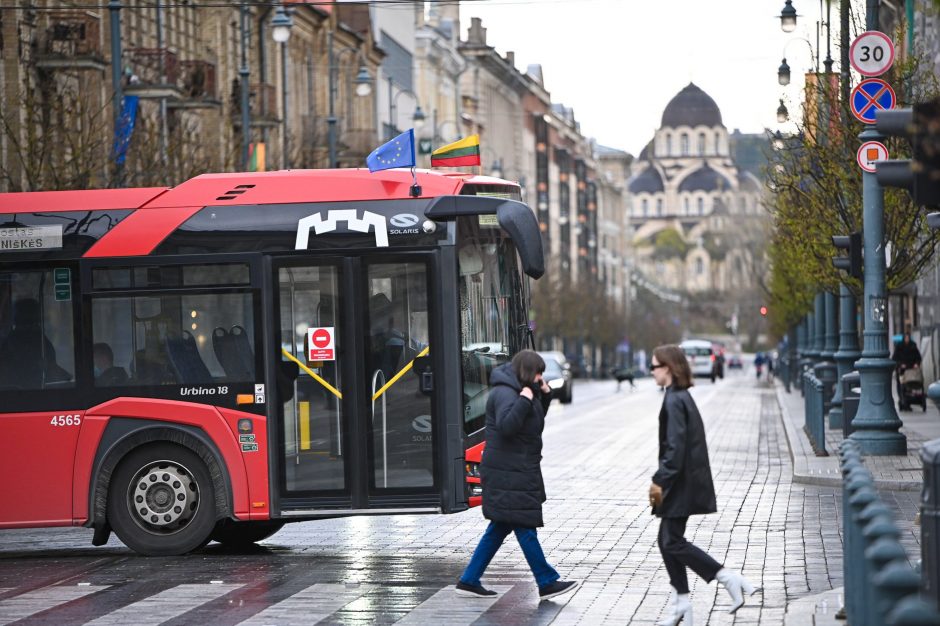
top-left (107, 443), bottom-right (216, 556)
top-left (212, 520), bottom-right (285, 547)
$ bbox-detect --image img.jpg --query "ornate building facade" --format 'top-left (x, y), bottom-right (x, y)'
top-left (627, 83), bottom-right (766, 295)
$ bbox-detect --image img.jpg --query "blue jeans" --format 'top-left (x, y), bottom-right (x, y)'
top-left (459, 521), bottom-right (560, 588)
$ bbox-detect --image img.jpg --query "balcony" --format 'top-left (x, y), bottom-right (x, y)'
top-left (35, 11), bottom-right (107, 71)
top-left (123, 47), bottom-right (181, 100)
top-left (169, 60), bottom-right (221, 109)
top-left (232, 83), bottom-right (279, 127)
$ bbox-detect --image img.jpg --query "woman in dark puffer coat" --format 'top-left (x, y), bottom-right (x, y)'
top-left (455, 350), bottom-right (579, 602)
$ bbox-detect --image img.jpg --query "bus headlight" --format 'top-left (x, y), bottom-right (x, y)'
top-left (470, 484), bottom-right (483, 497)
top-left (465, 462), bottom-right (480, 478)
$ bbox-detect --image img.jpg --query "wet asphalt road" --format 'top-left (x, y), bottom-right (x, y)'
top-left (1, 372), bottom-right (777, 625)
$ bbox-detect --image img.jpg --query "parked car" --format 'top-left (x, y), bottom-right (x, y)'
top-left (542, 357), bottom-right (573, 404)
top-left (679, 339), bottom-right (717, 383)
top-left (727, 354), bottom-right (744, 369)
top-left (538, 350), bottom-right (567, 368)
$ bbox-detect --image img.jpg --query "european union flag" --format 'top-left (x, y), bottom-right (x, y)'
top-left (366, 129), bottom-right (416, 173)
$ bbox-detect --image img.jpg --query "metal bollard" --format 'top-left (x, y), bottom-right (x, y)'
top-left (847, 482), bottom-right (879, 625)
top-left (862, 509), bottom-right (903, 621)
top-left (923, 439), bottom-right (940, 612)
top-left (842, 371), bottom-right (862, 438)
top-left (873, 561), bottom-right (923, 625)
top-left (886, 595), bottom-right (940, 625)
top-left (840, 439), bottom-right (866, 621)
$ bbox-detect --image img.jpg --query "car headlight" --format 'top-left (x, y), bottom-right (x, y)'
top-left (548, 378), bottom-right (564, 389)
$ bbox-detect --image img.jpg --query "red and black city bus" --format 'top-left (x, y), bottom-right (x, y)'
top-left (0, 168), bottom-right (543, 555)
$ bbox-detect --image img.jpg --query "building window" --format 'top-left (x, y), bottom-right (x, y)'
top-left (696, 258), bottom-right (704, 276)
top-left (642, 198), bottom-right (648, 217)
top-left (697, 197), bottom-right (704, 214)
top-left (656, 198), bottom-right (663, 216)
top-left (680, 133), bottom-right (689, 156)
top-left (698, 132), bottom-right (706, 155)
top-left (665, 132), bottom-right (672, 155)
top-left (683, 197), bottom-right (690, 214)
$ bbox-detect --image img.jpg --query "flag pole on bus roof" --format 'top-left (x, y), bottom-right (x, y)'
top-left (410, 166), bottom-right (421, 197)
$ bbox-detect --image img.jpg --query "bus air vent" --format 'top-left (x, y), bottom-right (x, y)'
top-left (216, 184), bottom-right (256, 201)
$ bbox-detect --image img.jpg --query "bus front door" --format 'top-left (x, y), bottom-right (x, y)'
top-left (271, 257), bottom-right (438, 514)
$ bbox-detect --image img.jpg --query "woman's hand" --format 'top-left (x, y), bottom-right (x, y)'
top-left (535, 373), bottom-right (551, 395)
top-left (649, 482), bottom-right (663, 508)
top-left (520, 386), bottom-right (534, 400)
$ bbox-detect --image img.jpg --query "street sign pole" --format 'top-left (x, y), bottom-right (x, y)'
top-left (850, 24), bottom-right (907, 455)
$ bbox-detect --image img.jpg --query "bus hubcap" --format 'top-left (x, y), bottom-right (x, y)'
top-left (128, 461), bottom-right (199, 531)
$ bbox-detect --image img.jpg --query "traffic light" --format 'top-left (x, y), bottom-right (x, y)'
top-left (760, 306), bottom-right (768, 316)
top-left (875, 98), bottom-right (940, 210)
top-left (831, 231), bottom-right (863, 279)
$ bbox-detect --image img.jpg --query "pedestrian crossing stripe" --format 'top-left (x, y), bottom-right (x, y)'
top-left (0, 585), bottom-right (109, 626)
top-left (0, 582), bottom-right (543, 625)
top-left (84, 583), bottom-right (243, 626)
top-left (238, 583), bottom-right (373, 625)
top-left (396, 585), bottom-right (512, 625)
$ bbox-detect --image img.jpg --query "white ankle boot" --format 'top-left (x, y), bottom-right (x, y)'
top-left (715, 568), bottom-right (757, 613)
top-left (656, 590), bottom-right (693, 626)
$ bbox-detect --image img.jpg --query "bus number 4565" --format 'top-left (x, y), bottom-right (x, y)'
top-left (50, 414), bottom-right (81, 426)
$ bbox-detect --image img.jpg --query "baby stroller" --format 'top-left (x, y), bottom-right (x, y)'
top-left (898, 365), bottom-right (927, 412)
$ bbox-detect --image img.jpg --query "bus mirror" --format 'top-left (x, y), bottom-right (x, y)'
top-left (413, 355), bottom-right (433, 394)
top-left (496, 202), bottom-right (544, 279)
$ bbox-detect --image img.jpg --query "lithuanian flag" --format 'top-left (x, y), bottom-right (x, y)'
top-left (431, 134), bottom-right (481, 167)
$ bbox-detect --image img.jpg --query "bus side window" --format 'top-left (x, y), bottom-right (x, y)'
top-left (0, 270), bottom-right (75, 391)
top-left (92, 290), bottom-right (256, 388)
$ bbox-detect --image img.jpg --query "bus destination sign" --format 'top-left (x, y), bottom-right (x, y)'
top-left (0, 225), bottom-right (63, 251)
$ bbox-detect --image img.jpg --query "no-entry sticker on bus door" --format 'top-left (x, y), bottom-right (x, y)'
top-left (307, 327), bottom-right (335, 361)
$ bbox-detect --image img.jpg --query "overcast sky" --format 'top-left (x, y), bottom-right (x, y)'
top-left (458, 0), bottom-right (829, 156)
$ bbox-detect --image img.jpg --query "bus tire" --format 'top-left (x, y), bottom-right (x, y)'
top-left (211, 520), bottom-right (285, 547)
top-left (107, 443), bottom-right (217, 556)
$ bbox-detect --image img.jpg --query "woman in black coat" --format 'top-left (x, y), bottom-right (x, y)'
top-left (649, 344), bottom-right (758, 625)
top-left (455, 350), bottom-right (579, 602)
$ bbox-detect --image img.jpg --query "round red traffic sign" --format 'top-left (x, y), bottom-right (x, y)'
top-left (311, 328), bottom-right (332, 348)
top-left (857, 141), bottom-right (889, 173)
top-left (850, 31), bottom-right (895, 77)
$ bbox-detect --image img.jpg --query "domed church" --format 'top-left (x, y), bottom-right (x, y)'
top-left (627, 83), bottom-right (766, 294)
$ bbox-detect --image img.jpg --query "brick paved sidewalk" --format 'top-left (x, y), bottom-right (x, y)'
top-left (772, 376), bottom-right (940, 623)
top-left (774, 376), bottom-right (940, 490)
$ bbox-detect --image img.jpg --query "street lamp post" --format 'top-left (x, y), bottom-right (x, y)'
top-left (327, 30), bottom-right (373, 169)
top-left (271, 4), bottom-right (293, 169)
top-left (850, 2), bottom-right (906, 455)
top-left (108, 0), bottom-right (124, 186)
top-left (387, 79), bottom-right (425, 141)
top-left (239, 2), bottom-right (251, 172)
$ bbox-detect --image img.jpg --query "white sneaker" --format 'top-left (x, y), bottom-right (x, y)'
top-left (715, 568), bottom-right (758, 613)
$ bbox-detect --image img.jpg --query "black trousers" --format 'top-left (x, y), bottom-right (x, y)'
top-left (658, 516), bottom-right (723, 594)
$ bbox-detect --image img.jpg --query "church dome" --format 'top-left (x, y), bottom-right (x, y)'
top-left (678, 164), bottom-right (733, 193)
top-left (628, 166), bottom-right (664, 194)
top-left (661, 83), bottom-right (723, 128)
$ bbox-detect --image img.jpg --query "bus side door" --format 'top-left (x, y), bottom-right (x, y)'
top-left (0, 263), bottom-right (82, 526)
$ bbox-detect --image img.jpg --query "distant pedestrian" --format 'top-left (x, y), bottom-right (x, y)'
top-left (754, 352), bottom-right (765, 380)
top-left (455, 350), bottom-right (580, 601)
top-left (648, 345), bottom-right (758, 624)
top-left (766, 353), bottom-right (774, 381)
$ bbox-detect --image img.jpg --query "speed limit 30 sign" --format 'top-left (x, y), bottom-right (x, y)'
top-left (850, 31), bottom-right (895, 77)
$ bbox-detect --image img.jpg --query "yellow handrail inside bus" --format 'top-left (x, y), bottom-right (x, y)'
top-left (372, 345), bottom-right (430, 402)
top-left (281, 348), bottom-right (343, 400)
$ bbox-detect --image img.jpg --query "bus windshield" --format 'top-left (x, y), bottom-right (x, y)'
top-left (457, 215), bottom-right (527, 435)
